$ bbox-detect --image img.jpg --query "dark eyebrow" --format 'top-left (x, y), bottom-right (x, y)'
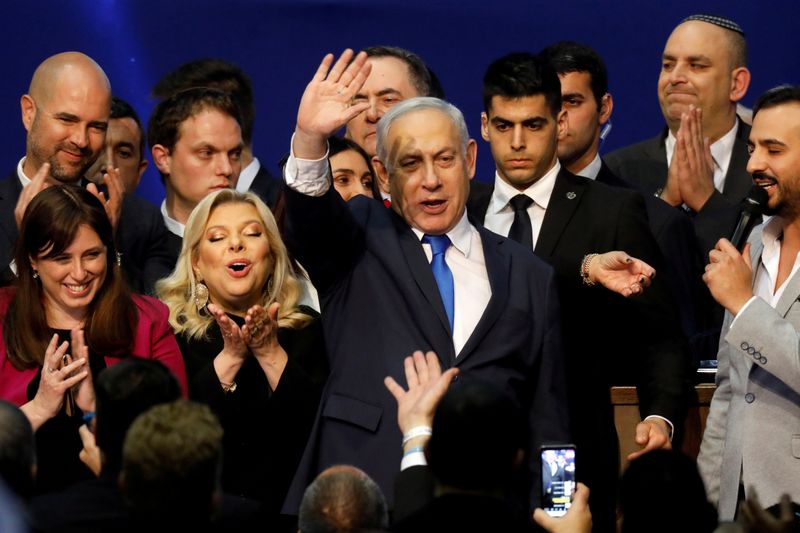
top-left (562, 92), bottom-right (585, 100)
top-left (53, 112), bottom-right (79, 121)
top-left (686, 55), bottom-right (712, 63)
top-left (759, 138), bottom-right (788, 148)
top-left (332, 167), bottom-right (357, 174)
top-left (354, 88), bottom-right (403, 99)
top-left (114, 141), bottom-right (135, 150)
top-left (523, 117), bottom-right (547, 128)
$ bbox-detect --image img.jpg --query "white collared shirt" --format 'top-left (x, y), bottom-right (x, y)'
top-left (665, 121), bottom-right (738, 193)
top-left (283, 141), bottom-right (492, 356)
top-left (573, 153), bottom-right (602, 181)
top-left (483, 160), bottom-right (561, 249)
top-left (17, 157), bottom-right (32, 187)
top-left (411, 211), bottom-right (491, 356)
top-left (236, 157), bottom-right (260, 193)
top-left (160, 200), bottom-right (185, 238)
top-left (733, 216), bottom-right (800, 324)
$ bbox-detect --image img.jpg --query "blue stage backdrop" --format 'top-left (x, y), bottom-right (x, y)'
top-left (1, 0), bottom-right (797, 205)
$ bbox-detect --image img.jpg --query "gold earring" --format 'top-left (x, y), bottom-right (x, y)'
top-left (194, 281), bottom-right (209, 310)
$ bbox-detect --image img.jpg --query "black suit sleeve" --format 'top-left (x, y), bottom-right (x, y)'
top-left (613, 193), bottom-right (694, 430)
top-left (282, 185), bottom-right (366, 296)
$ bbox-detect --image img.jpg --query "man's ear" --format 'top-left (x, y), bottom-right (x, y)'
top-left (465, 139), bottom-right (477, 180)
top-left (372, 156), bottom-right (391, 195)
top-left (151, 145), bottom-right (171, 175)
top-left (599, 93), bottom-right (614, 125)
top-left (730, 67), bottom-right (751, 103)
top-left (556, 109), bottom-right (568, 141)
top-left (480, 112), bottom-right (490, 142)
top-left (20, 95), bottom-right (36, 132)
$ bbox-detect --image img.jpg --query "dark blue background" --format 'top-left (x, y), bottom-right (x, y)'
top-left (2, 0), bottom-right (798, 205)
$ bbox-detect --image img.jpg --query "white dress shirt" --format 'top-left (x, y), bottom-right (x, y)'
top-left (573, 153), bottom-right (603, 181)
top-left (483, 161), bottom-right (561, 249)
top-left (283, 139), bottom-right (491, 354)
top-left (665, 120), bottom-right (738, 194)
top-left (236, 157), bottom-right (260, 193)
top-left (160, 200), bottom-right (185, 238)
top-left (732, 216), bottom-right (800, 325)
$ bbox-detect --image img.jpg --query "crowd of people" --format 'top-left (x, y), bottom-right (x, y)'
top-left (0, 11), bottom-right (798, 533)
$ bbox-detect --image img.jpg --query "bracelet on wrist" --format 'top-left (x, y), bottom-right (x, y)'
top-left (403, 445), bottom-right (426, 457)
top-left (580, 253), bottom-right (598, 287)
top-left (402, 426), bottom-right (433, 446)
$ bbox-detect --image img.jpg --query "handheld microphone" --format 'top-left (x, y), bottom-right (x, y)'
top-left (730, 185), bottom-right (768, 251)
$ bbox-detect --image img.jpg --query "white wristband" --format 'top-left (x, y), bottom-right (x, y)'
top-left (402, 426), bottom-right (433, 446)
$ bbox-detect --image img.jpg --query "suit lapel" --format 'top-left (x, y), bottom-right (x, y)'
top-left (456, 226), bottom-right (510, 364)
top-left (0, 173), bottom-right (22, 255)
top-left (390, 212), bottom-right (455, 359)
top-left (534, 170), bottom-right (586, 258)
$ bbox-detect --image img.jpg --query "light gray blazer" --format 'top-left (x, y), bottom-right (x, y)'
top-left (698, 225), bottom-right (800, 520)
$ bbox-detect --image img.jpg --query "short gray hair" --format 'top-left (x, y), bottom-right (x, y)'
top-left (375, 96), bottom-right (469, 172)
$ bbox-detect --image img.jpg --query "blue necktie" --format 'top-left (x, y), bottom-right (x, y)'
top-left (422, 234), bottom-right (455, 332)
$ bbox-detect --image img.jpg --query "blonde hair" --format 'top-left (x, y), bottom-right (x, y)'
top-left (156, 189), bottom-right (311, 339)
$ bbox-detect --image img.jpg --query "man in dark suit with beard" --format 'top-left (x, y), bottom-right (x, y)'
top-left (467, 52), bottom-right (693, 532)
top-left (0, 52), bottom-right (173, 294)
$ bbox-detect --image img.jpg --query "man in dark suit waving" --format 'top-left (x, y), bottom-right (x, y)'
top-left (467, 52), bottom-right (692, 532)
top-left (280, 50), bottom-right (569, 513)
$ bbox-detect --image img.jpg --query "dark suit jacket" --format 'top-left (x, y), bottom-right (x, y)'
top-left (246, 163), bottom-right (282, 209)
top-left (595, 161), bottom-right (715, 363)
top-left (468, 170), bottom-right (693, 532)
top-left (0, 171), bottom-right (174, 295)
top-left (281, 186), bottom-right (569, 511)
top-left (604, 120), bottom-right (752, 255)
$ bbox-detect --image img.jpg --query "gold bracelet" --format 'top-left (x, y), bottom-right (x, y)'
top-left (580, 253), bottom-right (598, 287)
top-left (220, 380), bottom-right (237, 393)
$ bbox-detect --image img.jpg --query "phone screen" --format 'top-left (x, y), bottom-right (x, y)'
top-left (540, 445), bottom-right (576, 517)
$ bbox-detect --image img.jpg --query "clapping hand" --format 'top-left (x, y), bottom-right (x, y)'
top-left (662, 106), bottom-right (715, 211)
top-left (14, 162), bottom-right (50, 229)
top-left (208, 303), bottom-right (248, 360)
top-left (22, 333), bottom-right (89, 430)
top-left (86, 164), bottom-right (124, 233)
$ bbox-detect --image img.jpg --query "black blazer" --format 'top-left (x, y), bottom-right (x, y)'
top-left (467, 170), bottom-right (693, 531)
top-left (604, 120), bottom-right (752, 254)
top-left (0, 171), bottom-right (175, 295)
top-left (281, 186), bottom-right (569, 511)
top-left (178, 310), bottom-right (328, 515)
top-left (246, 162), bottom-right (282, 209)
top-left (595, 161), bottom-right (717, 362)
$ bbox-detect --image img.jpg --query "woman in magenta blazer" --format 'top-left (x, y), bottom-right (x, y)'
top-left (0, 185), bottom-right (187, 494)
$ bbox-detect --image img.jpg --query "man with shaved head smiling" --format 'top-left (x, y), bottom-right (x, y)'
top-left (0, 52), bottom-right (173, 293)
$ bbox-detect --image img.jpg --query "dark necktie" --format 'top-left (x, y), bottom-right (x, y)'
top-left (422, 234), bottom-right (454, 332)
top-left (507, 194), bottom-right (534, 249)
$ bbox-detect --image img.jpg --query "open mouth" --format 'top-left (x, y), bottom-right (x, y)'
top-left (64, 282), bottom-right (91, 296)
top-left (226, 259), bottom-right (252, 277)
top-left (754, 174), bottom-right (778, 192)
top-left (420, 199), bottom-right (447, 214)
